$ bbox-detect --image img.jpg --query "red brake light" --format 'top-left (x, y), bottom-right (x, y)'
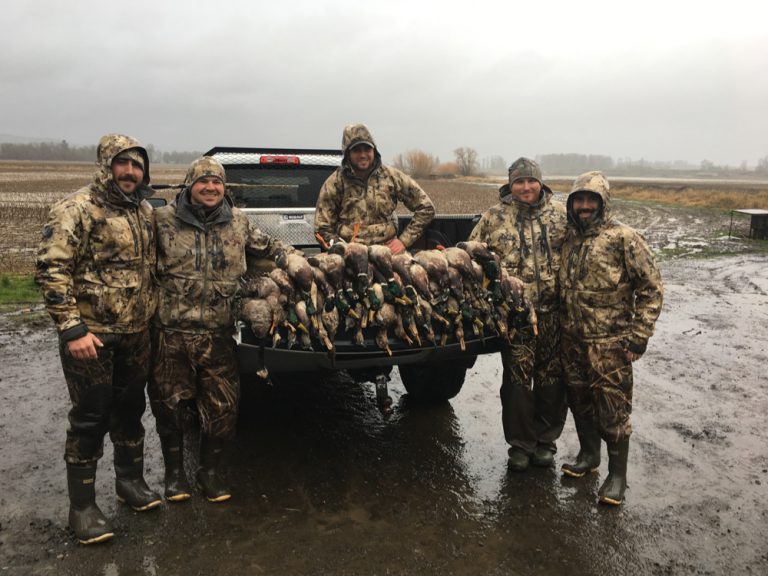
top-left (260, 155), bottom-right (300, 165)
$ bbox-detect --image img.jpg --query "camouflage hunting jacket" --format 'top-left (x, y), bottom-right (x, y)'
top-left (154, 191), bottom-right (285, 334)
top-left (314, 157), bottom-right (435, 248)
top-left (469, 185), bottom-right (567, 313)
top-left (35, 136), bottom-right (156, 342)
top-left (559, 174), bottom-right (663, 353)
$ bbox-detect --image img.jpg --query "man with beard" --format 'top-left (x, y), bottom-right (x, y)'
top-left (315, 123), bottom-right (435, 254)
top-left (36, 134), bottom-right (160, 544)
top-left (559, 171), bottom-right (663, 506)
top-left (150, 156), bottom-right (288, 504)
top-left (469, 157), bottom-right (568, 472)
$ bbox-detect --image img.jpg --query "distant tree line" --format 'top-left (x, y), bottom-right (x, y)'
top-left (0, 140), bottom-right (201, 165)
top-left (537, 153), bottom-right (614, 174)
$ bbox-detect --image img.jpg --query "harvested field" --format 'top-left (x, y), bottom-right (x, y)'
top-left (2, 161), bottom-right (767, 274)
top-left (0, 161), bottom-right (185, 274)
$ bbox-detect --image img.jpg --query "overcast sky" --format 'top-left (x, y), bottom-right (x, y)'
top-left (2, 0), bottom-right (766, 166)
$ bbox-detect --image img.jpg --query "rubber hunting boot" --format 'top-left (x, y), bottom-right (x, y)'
top-left (507, 447), bottom-right (530, 472)
top-left (532, 444), bottom-right (555, 468)
top-left (160, 434), bottom-right (192, 502)
top-left (67, 463), bottom-right (114, 545)
top-left (114, 443), bottom-right (162, 511)
top-left (561, 419), bottom-right (602, 478)
top-left (196, 436), bottom-right (231, 502)
top-left (598, 438), bottom-right (629, 506)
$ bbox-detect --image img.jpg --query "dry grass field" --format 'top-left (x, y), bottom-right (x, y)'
top-left (0, 161), bottom-right (185, 274)
top-left (2, 160), bottom-right (767, 274)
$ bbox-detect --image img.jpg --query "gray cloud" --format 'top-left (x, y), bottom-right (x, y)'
top-left (2, 0), bottom-right (766, 166)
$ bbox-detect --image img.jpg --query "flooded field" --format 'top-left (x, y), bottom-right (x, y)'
top-left (0, 253), bottom-right (767, 575)
top-left (1, 161), bottom-right (767, 574)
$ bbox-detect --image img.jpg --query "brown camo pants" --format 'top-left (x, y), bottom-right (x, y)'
top-left (149, 329), bottom-right (240, 440)
top-left (561, 335), bottom-right (634, 443)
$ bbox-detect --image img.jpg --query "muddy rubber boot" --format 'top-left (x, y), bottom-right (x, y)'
top-left (531, 444), bottom-right (555, 468)
top-left (114, 444), bottom-right (162, 511)
top-left (159, 434), bottom-right (192, 502)
top-left (507, 447), bottom-right (530, 472)
top-left (196, 436), bottom-right (231, 503)
top-left (598, 439), bottom-right (629, 505)
top-left (561, 420), bottom-right (602, 478)
top-left (66, 463), bottom-right (114, 545)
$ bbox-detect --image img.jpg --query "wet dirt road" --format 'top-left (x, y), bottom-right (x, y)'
top-left (1, 253), bottom-right (767, 575)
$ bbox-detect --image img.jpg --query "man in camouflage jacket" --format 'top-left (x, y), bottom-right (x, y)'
top-left (315, 123), bottom-right (435, 254)
top-left (469, 158), bottom-right (568, 472)
top-left (35, 134), bottom-right (161, 545)
top-left (150, 156), bottom-right (287, 503)
top-left (559, 171), bottom-right (663, 506)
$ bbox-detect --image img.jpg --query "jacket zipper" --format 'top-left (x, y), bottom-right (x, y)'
top-left (200, 227), bottom-right (209, 325)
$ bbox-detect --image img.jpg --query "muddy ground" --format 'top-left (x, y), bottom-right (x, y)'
top-left (1, 200), bottom-right (767, 575)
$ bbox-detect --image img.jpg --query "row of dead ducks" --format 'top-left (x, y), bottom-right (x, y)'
top-left (240, 240), bottom-right (536, 356)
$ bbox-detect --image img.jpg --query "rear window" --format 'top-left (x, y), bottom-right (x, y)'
top-left (226, 166), bottom-right (336, 209)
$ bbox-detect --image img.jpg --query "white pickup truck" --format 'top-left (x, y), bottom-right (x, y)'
top-left (203, 146), bottom-right (515, 403)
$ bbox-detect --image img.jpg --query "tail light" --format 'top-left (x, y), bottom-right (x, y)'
top-left (260, 155), bottom-right (300, 165)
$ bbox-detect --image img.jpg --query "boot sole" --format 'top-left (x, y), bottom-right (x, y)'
top-left (166, 492), bottom-right (192, 502)
top-left (117, 495), bottom-right (162, 511)
top-left (561, 466), bottom-right (599, 479)
top-left (205, 493), bottom-right (231, 503)
top-left (78, 531), bottom-right (115, 545)
top-left (599, 495), bottom-right (623, 506)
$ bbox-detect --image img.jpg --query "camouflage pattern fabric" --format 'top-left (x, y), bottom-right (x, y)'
top-left (94, 133), bottom-right (151, 186)
top-left (561, 335), bottom-right (633, 442)
top-left (499, 310), bottom-right (567, 453)
top-left (507, 157), bottom-right (542, 184)
top-left (315, 124), bottom-right (435, 248)
top-left (60, 330), bottom-right (151, 464)
top-left (114, 149), bottom-right (146, 172)
top-left (183, 155), bottom-right (225, 187)
top-left (560, 171), bottom-right (663, 352)
top-left (559, 171), bottom-right (663, 443)
top-left (468, 183), bottom-right (567, 313)
top-left (149, 329), bottom-right (240, 439)
top-left (154, 190), bottom-right (286, 333)
top-left (341, 123), bottom-right (376, 152)
top-left (35, 134), bottom-right (156, 341)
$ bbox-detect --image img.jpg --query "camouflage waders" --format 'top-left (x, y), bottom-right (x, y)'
top-left (149, 329), bottom-right (240, 440)
top-left (560, 334), bottom-right (634, 443)
top-left (500, 310), bottom-right (567, 457)
top-left (60, 330), bottom-right (151, 465)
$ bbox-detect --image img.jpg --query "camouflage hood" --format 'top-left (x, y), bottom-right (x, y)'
top-left (566, 170), bottom-right (611, 233)
top-left (341, 123), bottom-right (382, 173)
top-left (342, 123), bottom-right (377, 154)
top-left (93, 133), bottom-right (152, 199)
